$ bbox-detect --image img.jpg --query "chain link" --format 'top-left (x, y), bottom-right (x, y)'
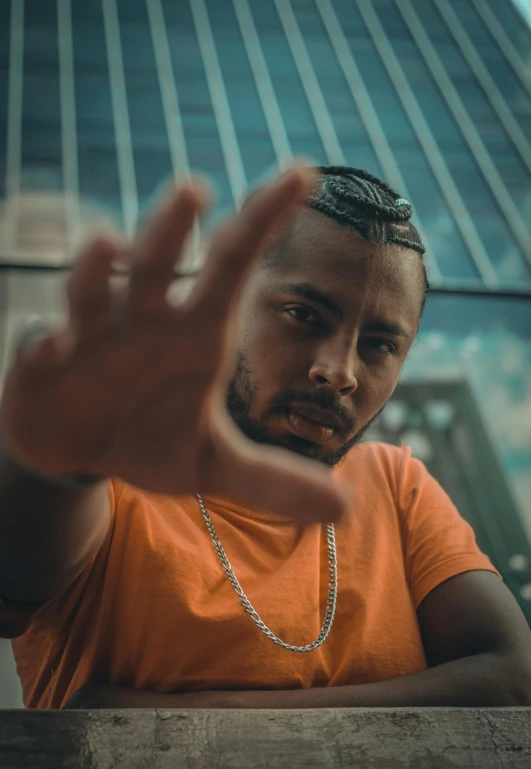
top-left (196, 494), bottom-right (338, 653)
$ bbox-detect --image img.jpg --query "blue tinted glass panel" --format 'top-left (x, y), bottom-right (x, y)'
top-left (448, 0), bottom-right (531, 137)
top-left (236, 139), bottom-right (277, 186)
top-left (248, 0), bottom-right (324, 149)
top-left (21, 76), bottom-right (62, 159)
top-left (204, 0), bottom-right (276, 184)
top-left (161, 0), bottom-right (233, 210)
top-left (293, 1), bottom-right (370, 143)
top-left (116, 17), bottom-right (172, 208)
top-left (24, 0), bottom-right (57, 28)
top-left (372, 3), bottom-right (530, 281)
top-left (23, 25), bottom-right (59, 77)
top-left (446, 155), bottom-right (531, 281)
top-left (125, 77), bottom-right (169, 144)
top-left (373, 1), bottom-right (413, 39)
top-left (119, 20), bottom-right (158, 76)
top-left (116, 0), bottom-right (150, 25)
top-left (185, 133), bottom-right (233, 217)
top-left (75, 76), bottom-right (115, 144)
top-left (77, 142), bottom-right (123, 226)
top-left (446, 0), bottom-right (492, 43)
top-left (340, 143), bottom-right (383, 179)
top-left (70, 0), bottom-right (104, 24)
top-left (72, 19), bottom-right (108, 77)
top-left (403, 1), bottom-right (531, 218)
top-left (393, 147), bottom-right (480, 281)
top-left (331, 0), bottom-right (479, 279)
top-left (21, 0), bottom-right (61, 188)
top-left (0, 0), bottom-right (9, 190)
top-left (134, 147), bottom-right (174, 210)
top-left (0, 0), bottom-right (10, 34)
top-left (486, 0), bottom-right (531, 60)
top-left (20, 142), bottom-right (63, 190)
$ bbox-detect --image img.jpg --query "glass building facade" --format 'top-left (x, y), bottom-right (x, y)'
top-left (0, 0), bottom-right (530, 705)
top-left (0, 0), bottom-right (530, 282)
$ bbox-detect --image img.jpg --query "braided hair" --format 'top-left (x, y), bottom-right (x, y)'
top-left (306, 166), bottom-right (428, 295)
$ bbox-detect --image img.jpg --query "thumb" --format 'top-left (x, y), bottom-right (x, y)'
top-left (207, 413), bottom-right (351, 523)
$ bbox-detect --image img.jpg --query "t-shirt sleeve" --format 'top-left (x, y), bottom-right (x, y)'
top-left (396, 446), bottom-right (501, 609)
top-left (0, 479), bottom-right (117, 639)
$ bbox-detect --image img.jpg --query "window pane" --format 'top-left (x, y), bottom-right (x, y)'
top-left (447, 0), bottom-right (531, 138)
top-left (0, 0), bottom-right (10, 198)
top-left (162, 0), bottom-right (233, 214)
top-left (74, 75), bottom-right (115, 144)
top-left (486, 0), bottom-right (531, 60)
top-left (204, 0), bottom-right (276, 185)
top-left (77, 143), bottom-right (123, 227)
top-left (248, 0), bottom-right (325, 153)
top-left (373, 1), bottom-right (530, 282)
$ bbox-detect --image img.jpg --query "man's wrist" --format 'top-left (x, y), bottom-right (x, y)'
top-left (42, 472), bottom-right (105, 489)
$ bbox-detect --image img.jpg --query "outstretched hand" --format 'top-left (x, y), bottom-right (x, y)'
top-left (1, 167), bottom-right (348, 522)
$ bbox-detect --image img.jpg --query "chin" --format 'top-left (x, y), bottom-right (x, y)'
top-left (240, 422), bottom-right (355, 468)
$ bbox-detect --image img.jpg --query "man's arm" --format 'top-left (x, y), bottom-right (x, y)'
top-left (0, 438), bottom-right (110, 605)
top-left (66, 571), bottom-right (531, 709)
top-left (0, 169), bottom-right (345, 618)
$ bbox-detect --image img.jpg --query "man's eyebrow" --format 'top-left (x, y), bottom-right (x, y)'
top-left (276, 282), bottom-right (412, 339)
top-left (276, 283), bottom-right (344, 320)
top-left (364, 320), bottom-right (412, 340)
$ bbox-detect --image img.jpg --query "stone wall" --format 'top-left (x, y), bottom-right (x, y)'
top-left (1, 708), bottom-right (530, 768)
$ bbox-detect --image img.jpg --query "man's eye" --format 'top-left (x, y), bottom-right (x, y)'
top-left (285, 306), bottom-right (320, 325)
top-left (367, 339), bottom-right (396, 354)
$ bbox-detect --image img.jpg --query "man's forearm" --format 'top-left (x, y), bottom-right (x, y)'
top-left (273, 651), bottom-right (531, 708)
top-left (68, 651), bottom-right (531, 710)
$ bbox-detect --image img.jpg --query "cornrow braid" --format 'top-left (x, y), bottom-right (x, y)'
top-left (304, 166), bottom-right (429, 297)
top-left (305, 166), bottom-right (426, 257)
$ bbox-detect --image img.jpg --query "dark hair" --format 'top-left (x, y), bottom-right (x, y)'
top-left (306, 166), bottom-right (429, 296)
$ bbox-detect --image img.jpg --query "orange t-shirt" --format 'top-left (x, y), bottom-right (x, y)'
top-left (1, 442), bottom-right (498, 709)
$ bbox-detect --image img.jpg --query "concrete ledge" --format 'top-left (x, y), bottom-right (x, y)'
top-left (1, 708), bottom-right (531, 768)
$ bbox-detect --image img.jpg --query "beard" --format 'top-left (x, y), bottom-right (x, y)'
top-left (226, 351), bottom-right (381, 468)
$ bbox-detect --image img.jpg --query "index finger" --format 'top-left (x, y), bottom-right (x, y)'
top-left (184, 166), bottom-right (317, 317)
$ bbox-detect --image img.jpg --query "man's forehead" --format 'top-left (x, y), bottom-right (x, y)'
top-left (276, 211), bottom-right (418, 285)
top-left (264, 209), bottom-right (425, 325)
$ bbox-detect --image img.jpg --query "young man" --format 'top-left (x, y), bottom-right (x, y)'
top-left (1, 166), bottom-right (530, 710)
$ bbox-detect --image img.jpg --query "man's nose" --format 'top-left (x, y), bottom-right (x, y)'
top-left (308, 344), bottom-right (359, 396)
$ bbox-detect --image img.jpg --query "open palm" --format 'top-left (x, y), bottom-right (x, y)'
top-left (0, 168), bottom-right (346, 522)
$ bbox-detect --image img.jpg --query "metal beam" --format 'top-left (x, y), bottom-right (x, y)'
top-left (273, 0), bottom-right (345, 165)
top-left (469, 0), bottom-right (531, 96)
top-left (232, 0), bottom-right (292, 168)
top-left (433, 0), bottom-right (531, 177)
top-left (2, 263), bottom-right (529, 299)
top-left (189, 0), bottom-right (247, 206)
top-left (315, 0), bottom-right (441, 283)
top-left (146, 0), bottom-right (200, 269)
top-left (355, 0), bottom-right (499, 287)
top-left (2, 0), bottom-right (24, 257)
top-left (57, 0), bottom-right (81, 256)
top-left (395, 0), bottom-right (531, 265)
top-left (101, 0), bottom-right (138, 237)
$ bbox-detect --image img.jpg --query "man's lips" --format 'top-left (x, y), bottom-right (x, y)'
top-left (284, 406), bottom-right (341, 443)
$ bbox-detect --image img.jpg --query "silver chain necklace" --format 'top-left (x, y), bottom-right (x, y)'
top-left (196, 493), bottom-right (338, 653)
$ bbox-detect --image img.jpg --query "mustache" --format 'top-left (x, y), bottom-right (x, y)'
top-left (265, 389), bottom-right (357, 432)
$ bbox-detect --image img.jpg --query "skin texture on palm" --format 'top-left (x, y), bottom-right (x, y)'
top-left (0, 168), bottom-right (348, 524)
